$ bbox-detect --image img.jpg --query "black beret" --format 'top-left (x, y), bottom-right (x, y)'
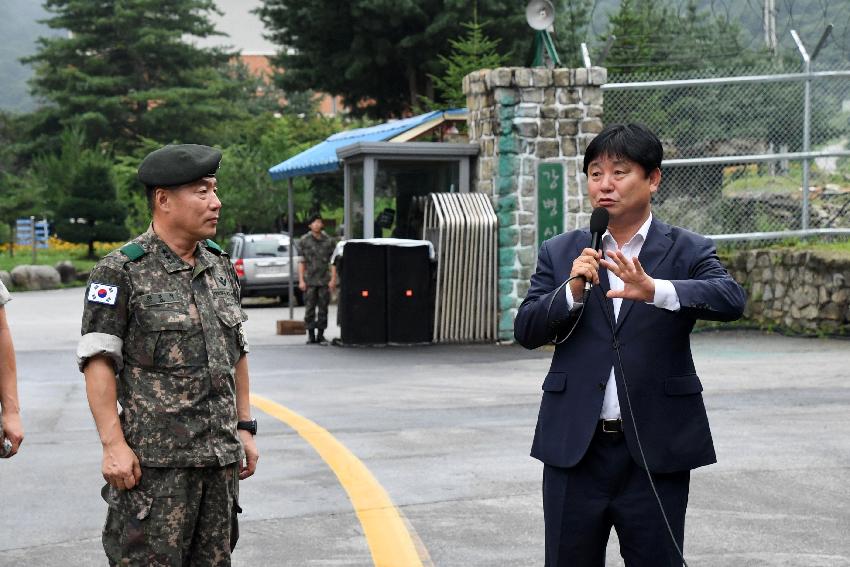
top-left (138, 144), bottom-right (222, 187)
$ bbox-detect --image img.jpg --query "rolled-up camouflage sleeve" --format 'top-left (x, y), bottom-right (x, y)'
top-left (78, 262), bottom-right (130, 372)
top-left (0, 279), bottom-right (11, 306)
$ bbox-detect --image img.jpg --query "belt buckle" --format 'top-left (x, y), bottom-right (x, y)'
top-left (601, 419), bottom-right (622, 433)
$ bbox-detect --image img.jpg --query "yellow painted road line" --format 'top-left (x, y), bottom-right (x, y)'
top-left (251, 394), bottom-right (425, 567)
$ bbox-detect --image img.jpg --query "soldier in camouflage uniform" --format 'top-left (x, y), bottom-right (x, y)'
top-left (77, 144), bottom-right (259, 566)
top-left (298, 214), bottom-right (337, 345)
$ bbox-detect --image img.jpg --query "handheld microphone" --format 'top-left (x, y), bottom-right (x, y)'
top-left (585, 207), bottom-right (609, 292)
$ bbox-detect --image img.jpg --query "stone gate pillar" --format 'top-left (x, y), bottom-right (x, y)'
top-left (463, 66), bottom-right (607, 341)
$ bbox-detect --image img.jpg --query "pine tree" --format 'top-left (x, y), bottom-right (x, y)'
top-left (603, 0), bottom-right (753, 77)
top-left (426, 13), bottom-right (508, 110)
top-left (256, 0), bottom-right (527, 119)
top-left (55, 150), bottom-right (129, 259)
top-left (602, 0), bottom-right (671, 76)
top-left (24, 0), bottom-right (246, 150)
top-left (553, 0), bottom-right (595, 68)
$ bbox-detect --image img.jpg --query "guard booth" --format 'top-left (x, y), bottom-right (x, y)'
top-left (267, 110), bottom-right (498, 344)
top-left (338, 140), bottom-right (478, 240)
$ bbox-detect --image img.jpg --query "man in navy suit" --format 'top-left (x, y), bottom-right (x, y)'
top-left (514, 123), bottom-right (746, 566)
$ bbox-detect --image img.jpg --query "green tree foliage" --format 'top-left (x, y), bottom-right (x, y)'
top-left (23, 0), bottom-right (249, 150)
top-left (0, 115), bottom-right (43, 249)
top-left (280, 91), bottom-right (321, 118)
top-left (603, 0), bottom-right (755, 76)
top-left (46, 114), bottom-right (354, 243)
top-left (600, 0), bottom-right (801, 206)
top-left (214, 114), bottom-right (361, 236)
top-left (720, 1), bottom-right (850, 68)
top-left (29, 126), bottom-right (88, 214)
top-left (424, 15), bottom-right (508, 110)
top-left (222, 59), bottom-right (295, 118)
top-left (0, 172), bottom-right (47, 249)
top-left (600, 0), bottom-right (835, 158)
top-left (553, 0), bottom-right (595, 68)
top-left (55, 151), bottom-right (129, 258)
top-left (0, 112), bottom-right (24, 175)
top-left (111, 138), bottom-right (166, 236)
top-left (255, 0), bottom-right (530, 119)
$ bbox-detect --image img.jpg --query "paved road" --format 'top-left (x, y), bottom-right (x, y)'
top-left (1, 287), bottom-right (848, 566)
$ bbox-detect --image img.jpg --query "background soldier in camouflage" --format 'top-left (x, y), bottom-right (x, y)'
top-left (298, 214), bottom-right (337, 345)
top-left (78, 144), bottom-right (259, 566)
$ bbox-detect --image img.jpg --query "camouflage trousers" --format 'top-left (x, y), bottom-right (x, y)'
top-left (102, 464), bottom-right (240, 567)
top-left (304, 285), bottom-right (330, 330)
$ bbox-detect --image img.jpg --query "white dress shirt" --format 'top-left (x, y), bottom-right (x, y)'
top-left (565, 214), bottom-right (681, 419)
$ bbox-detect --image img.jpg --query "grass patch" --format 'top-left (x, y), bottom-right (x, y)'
top-left (719, 236), bottom-right (850, 257)
top-left (0, 249), bottom-right (97, 274)
top-left (0, 238), bottom-right (124, 276)
top-left (721, 173), bottom-right (799, 197)
top-left (808, 240), bottom-right (850, 253)
top-left (720, 150), bottom-right (850, 199)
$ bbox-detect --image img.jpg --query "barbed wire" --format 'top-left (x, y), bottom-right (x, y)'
top-left (580, 0), bottom-right (850, 69)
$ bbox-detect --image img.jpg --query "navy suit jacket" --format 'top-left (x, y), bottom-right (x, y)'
top-left (514, 218), bottom-right (746, 474)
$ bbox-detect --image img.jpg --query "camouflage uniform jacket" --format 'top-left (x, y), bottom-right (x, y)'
top-left (77, 227), bottom-right (248, 468)
top-left (298, 231), bottom-right (336, 286)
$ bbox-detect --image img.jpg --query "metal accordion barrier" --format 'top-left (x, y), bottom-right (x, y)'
top-left (422, 192), bottom-right (498, 343)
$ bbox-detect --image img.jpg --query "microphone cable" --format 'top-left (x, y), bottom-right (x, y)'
top-left (544, 275), bottom-right (584, 345)
top-left (597, 290), bottom-right (690, 567)
top-left (544, 207), bottom-right (609, 345)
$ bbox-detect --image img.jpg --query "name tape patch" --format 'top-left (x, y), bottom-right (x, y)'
top-left (88, 282), bottom-right (118, 306)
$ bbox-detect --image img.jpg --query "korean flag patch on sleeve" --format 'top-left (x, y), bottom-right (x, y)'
top-left (88, 282), bottom-right (119, 306)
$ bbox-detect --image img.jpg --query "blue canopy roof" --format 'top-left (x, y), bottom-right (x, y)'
top-left (267, 109), bottom-right (466, 180)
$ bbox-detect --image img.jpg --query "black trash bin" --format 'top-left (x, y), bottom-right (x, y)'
top-left (335, 239), bottom-right (434, 345)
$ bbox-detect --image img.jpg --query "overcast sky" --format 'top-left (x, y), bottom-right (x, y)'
top-left (194, 0), bottom-right (276, 53)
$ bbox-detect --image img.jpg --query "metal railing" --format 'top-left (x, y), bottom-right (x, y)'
top-left (423, 193), bottom-right (498, 343)
top-left (602, 56), bottom-right (850, 245)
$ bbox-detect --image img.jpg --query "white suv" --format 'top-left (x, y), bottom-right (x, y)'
top-left (227, 233), bottom-right (304, 305)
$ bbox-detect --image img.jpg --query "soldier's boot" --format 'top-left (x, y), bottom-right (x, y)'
top-left (307, 329), bottom-right (316, 344)
top-left (316, 329), bottom-right (328, 346)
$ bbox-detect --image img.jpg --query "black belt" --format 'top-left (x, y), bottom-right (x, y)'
top-left (598, 419), bottom-right (623, 434)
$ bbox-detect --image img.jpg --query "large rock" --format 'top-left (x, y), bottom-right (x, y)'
top-left (10, 265), bottom-right (62, 290)
top-left (55, 260), bottom-right (77, 284)
top-left (0, 271), bottom-right (10, 290)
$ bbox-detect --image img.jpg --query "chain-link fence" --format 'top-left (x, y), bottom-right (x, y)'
top-left (602, 62), bottom-right (850, 245)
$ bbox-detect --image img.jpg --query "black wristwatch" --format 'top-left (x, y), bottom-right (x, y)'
top-left (237, 419), bottom-right (257, 435)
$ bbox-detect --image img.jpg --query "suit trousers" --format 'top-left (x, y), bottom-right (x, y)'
top-left (542, 426), bottom-right (690, 567)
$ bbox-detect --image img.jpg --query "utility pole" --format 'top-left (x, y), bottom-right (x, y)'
top-left (764, 0), bottom-right (778, 56)
top-left (791, 26), bottom-right (833, 232)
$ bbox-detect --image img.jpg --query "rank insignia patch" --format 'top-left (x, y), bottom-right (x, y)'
top-left (88, 282), bottom-right (118, 305)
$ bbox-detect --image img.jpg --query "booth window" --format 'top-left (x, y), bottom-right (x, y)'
top-left (373, 161), bottom-right (460, 239)
top-left (349, 163), bottom-right (365, 239)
